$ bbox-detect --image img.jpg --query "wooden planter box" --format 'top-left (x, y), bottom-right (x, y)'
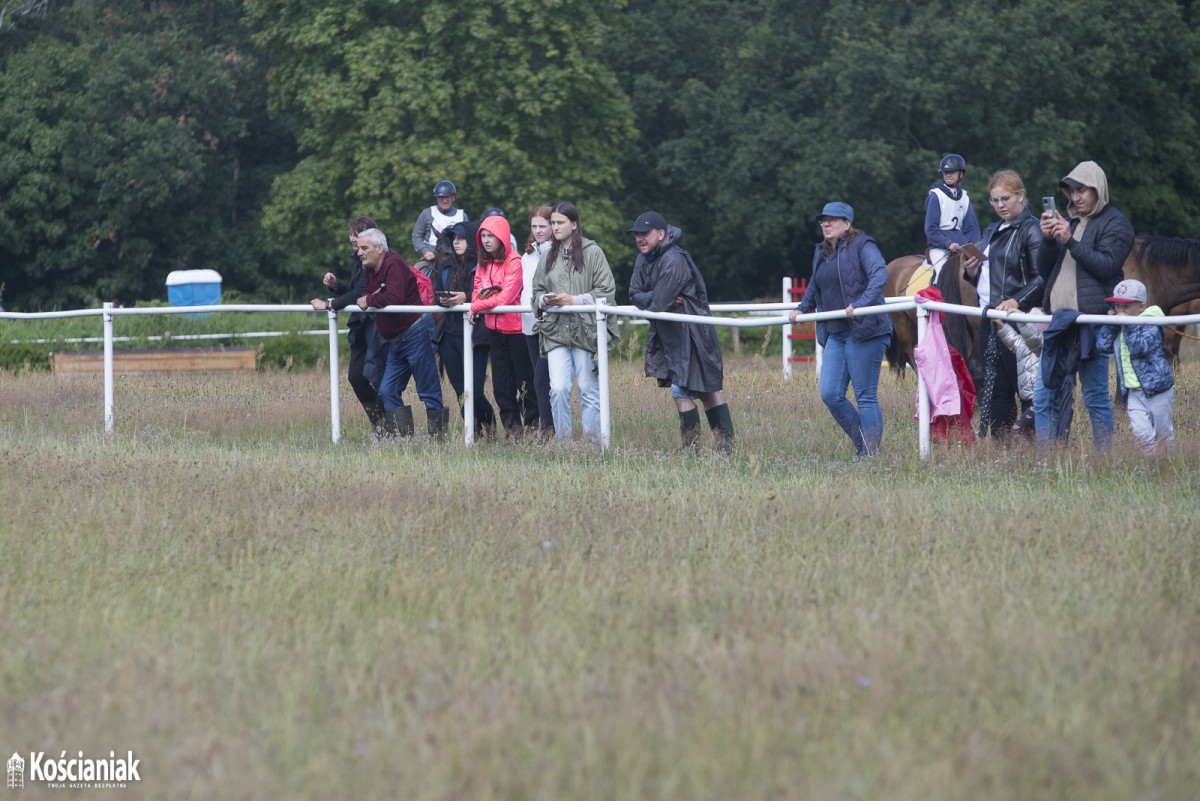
top-left (50, 347), bottom-right (257, 375)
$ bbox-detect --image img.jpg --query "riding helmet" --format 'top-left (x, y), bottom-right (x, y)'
top-left (433, 180), bottom-right (457, 197)
top-left (938, 154), bottom-right (967, 174)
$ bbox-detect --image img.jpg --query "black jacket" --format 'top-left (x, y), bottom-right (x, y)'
top-left (971, 209), bottom-right (1044, 310)
top-left (1036, 204), bottom-right (1133, 314)
top-left (330, 252), bottom-right (370, 330)
top-left (628, 225), bottom-right (724, 393)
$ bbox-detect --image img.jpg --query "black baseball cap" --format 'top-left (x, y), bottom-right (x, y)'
top-left (628, 211), bottom-right (667, 233)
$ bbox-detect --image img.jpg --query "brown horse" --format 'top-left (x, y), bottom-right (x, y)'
top-left (1122, 236), bottom-right (1200, 361)
top-left (883, 252), bottom-right (982, 390)
top-left (1163, 300), bottom-right (1200, 362)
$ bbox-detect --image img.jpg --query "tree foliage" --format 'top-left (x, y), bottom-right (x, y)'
top-left (1, 0), bottom-right (1199, 308)
top-left (0, 0), bottom-right (293, 309)
top-left (243, 0), bottom-right (635, 268)
top-left (606, 0), bottom-right (1200, 296)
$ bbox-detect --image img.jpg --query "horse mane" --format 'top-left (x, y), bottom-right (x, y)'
top-left (1136, 236), bottom-right (1200, 276)
top-left (934, 251), bottom-right (973, 361)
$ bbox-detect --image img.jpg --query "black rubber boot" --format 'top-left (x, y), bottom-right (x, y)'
top-left (705, 403), bottom-right (735, 455)
top-left (427, 406), bottom-right (449, 439)
top-left (394, 404), bottom-right (415, 438)
top-left (381, 407), bottom-right (401, 439)
top-left (679, 408), bottom-right (702, 453)
top-left (364, 399), bottom-right (386, 435)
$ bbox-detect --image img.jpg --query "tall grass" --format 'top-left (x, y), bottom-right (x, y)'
top-left (1, 354), bottom-right (1197, 799)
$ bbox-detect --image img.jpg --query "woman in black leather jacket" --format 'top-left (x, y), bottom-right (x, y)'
top-left (962, 170), bottom-right (1045, 437)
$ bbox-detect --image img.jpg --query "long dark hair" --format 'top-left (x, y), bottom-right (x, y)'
top-left (444, 222), bottom-right (478, 292)
top-left (524, 205), bottom-right (553, 254)
top-left (548, 202), bottom-right (584, 272)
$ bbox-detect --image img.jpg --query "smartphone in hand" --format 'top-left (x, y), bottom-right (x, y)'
top-left (1042, 196), bottom-right (1056, 217)
top-left (477, 285), bottom-right (502, 299)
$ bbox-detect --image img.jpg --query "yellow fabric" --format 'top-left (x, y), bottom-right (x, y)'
top-left (902, 263), bottom-right (935, 297)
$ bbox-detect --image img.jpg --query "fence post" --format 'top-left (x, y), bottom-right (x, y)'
top-left (596, 298), bottom-right (611, 452)
top-left (103, 302), bottom-right (114, 434)
top-left (917, 304), bottom-right (930, 460)
top-left (327, 304), bottom-right (341, 444)
top-left (782, 277), bottom-right (793, 380)
top-left (463, 310), bottom-right (475, 446)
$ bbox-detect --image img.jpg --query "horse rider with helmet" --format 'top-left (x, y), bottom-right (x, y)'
top-left (411, 180), bottom-right (468, 275)
top-left (924, 153), bottom-right (981, 281)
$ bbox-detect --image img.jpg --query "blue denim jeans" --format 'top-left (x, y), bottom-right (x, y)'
top-left (1033, 354), bottom-right (1113, 450)
top-left (378, 315), bottom-right (443, 412)
top-left (819, 331), bottom-right (888, 456)
top-left (546, 345), bottom-right (600, 440)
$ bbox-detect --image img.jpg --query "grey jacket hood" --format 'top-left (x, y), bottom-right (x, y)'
top-left (1062, 160), bottom-right (1110, 218)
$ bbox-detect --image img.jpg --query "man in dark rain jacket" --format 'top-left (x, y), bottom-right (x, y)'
top-left (628, 211), bottom-right (735, 453)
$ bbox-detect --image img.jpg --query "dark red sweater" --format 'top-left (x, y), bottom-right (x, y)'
top-left (361, 250), bottom-right (420, 340)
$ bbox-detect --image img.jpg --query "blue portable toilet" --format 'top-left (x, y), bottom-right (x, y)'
top-left (166, 269), bottom-right (222, 309)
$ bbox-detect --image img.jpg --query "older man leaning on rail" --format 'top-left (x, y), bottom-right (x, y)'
top-left (355, 228), bottom-right (446, 439)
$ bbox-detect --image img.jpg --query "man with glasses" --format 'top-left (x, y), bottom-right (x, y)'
top-left (1033, 160), bottom-right (1135, 451)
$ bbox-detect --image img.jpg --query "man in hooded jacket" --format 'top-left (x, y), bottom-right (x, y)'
top-left (1032, 160), bottom-right (1134, 450)
top-left (628, 211), bottom-right (735, 453)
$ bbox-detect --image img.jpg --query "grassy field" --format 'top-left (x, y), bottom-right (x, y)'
top-left (1, 350), bottom-right (1197, 800)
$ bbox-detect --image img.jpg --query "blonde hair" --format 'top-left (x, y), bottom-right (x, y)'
top-left (988, 169), bottom-right (1026, 197)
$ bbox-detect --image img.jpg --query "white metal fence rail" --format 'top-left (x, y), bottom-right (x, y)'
top-left (3, 301), bottom-right (1197, 459)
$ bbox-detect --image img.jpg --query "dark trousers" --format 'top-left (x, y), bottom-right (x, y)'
top-left (491, 331), bottom-right (537, 432)
top-left (347, 323), bottom-right (390, 418)
top-left (977, 319), bottom-right (1020, 437)
top-left (525, 334), bottom-right (553, 431)
top-left (438, 333), bottom-right (495, 429)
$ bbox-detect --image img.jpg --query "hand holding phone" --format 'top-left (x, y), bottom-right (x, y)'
top-left (1042, 196), bottom-right (1056, 218)
top-left (477, 285), bottom-right (502, 299)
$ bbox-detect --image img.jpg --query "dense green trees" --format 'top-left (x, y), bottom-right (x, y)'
top-left (1, 0), bottom-right (1198, 309)
top-left (242, 0), bottom-right (634, 267)
top-left (606, 0), bottom-right (1200, 295)
top-left (0, 0), bottom-right (293, 309)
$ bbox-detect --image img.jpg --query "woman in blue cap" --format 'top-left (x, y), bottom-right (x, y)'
top-left (789, 202), bottom-right (892, 459)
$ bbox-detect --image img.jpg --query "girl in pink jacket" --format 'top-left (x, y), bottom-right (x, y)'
top-left (471, 213), bottom-right (538, 437)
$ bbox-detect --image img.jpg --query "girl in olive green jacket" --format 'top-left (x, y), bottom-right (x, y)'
top-left (531, 202), bottom-right (619, 440)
